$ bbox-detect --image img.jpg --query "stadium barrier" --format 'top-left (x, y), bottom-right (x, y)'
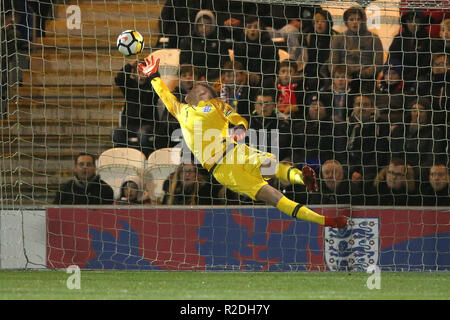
top-left (1, 206), bottom-right (448, 271)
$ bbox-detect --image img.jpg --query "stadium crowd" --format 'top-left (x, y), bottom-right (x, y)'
top-left (58, 2), bottom-right (450, 207)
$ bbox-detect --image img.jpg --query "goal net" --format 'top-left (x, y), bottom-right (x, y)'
top-left (0, 0), bottom-right (449, 271)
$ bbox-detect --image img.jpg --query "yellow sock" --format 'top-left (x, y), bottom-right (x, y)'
top-left (275, 163), bottom-right (304, 185)
top-left (276, 196), bottom-right (325, 225)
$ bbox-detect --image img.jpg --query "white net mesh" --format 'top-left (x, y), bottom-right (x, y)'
top-left (0, 0), bottom-right (449, 272)
top-left (1, 0), bottom-right (448, 206)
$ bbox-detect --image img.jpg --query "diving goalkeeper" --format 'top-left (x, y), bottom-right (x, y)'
top-left (139, 57), bottom-right (347, 228)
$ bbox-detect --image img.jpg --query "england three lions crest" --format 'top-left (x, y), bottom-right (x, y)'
top-left (324, 218), bottom-right (379, 272)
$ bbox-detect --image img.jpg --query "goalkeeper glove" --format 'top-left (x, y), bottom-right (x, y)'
top-left (137, 56), bottom-right (161, 80)
top-left (302, 165), bottom-right (319, 192)
top-left (230, 124), bottom-right (246, 142)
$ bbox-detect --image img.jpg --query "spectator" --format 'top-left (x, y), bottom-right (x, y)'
top-left (388, 10), bottom-right (431, 87)
top-left (419, 53), bottom-right (450, 125)
top-left (214, 1), bottom-right (244, 42)
top-left (376, 59), bottom-right (404, 94)
top-left (269, 4), bottom-right (314, 34)
top-left (157, 0), bottom-right (201, 48)
top-left (158, 1), bottom-right (265, 47)
top-left (162, 159), bottom-right (224, 205)
top-left (232, 15), bottom-right (279, 87)
top-left (366, 158), bottom-right (420, 206)
top-left (324, 65), bottom-right (360, 168)
top-left (112, 60), bottom-right (159, 157)
top-left (347, 94), bottom-right (390, 188)
top-left (390, 98), bottom-right (447, 169)
top-left (173, 64), bottom-right (197, 103)
top-left (421, 162), bottom-right (450, 206)
top-left (291, 93), bottom-right (335, 169)
top-left (248, 87), bottom-right (292, 161)
top-left (218, 59), bottom-right (251, 118)
top-left (303, 8), bottom-right (338, 91)
top-left (179, 9), bottom-right (227, 82)
top-left (279, 47), bottom-right (312, 96)
top-left (265, 14), bottom-right (302, 62)
top-left (1, 1), bottom-right (28, 118)
top-left (53, 153), bottom-right (114, 205)
top-left (431, 17), bottom-right (450, 54)
top-left (275, 60), bottom-right (305, 119)
top-left (308, 159), bottom-right (363, 205)
top-left (328, 6), bottom-right (384, 92)
top-left (374, 58), bottom-right (407, 125)
top-left (400, 4), bottom-right (450, 39)
top-left (326, 65), bottom-right (357, 123)
top-left (115, 176), bottom-right (150, 205)
top-left (211, 1), bottom-right (264, 43)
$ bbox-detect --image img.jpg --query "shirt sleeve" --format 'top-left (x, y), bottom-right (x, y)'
top-left (213, 98), bottom-right (248, 129)
top-left (150, 77), bottom-right (184, 118)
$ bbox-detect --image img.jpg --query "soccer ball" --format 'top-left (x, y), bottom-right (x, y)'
top-left (117, 30), bottom-right (144, 56)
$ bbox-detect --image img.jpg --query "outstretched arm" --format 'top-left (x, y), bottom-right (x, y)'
top-left (138, 57), bottom-right (183, 118)
top-left (214, 100), bottom-right (248, 141)
top-left (137, 56), bottom-right (160, 80)
top-left (228, 113), bottom-right (247, 142)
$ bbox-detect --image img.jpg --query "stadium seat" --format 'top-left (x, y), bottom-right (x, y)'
top-left (226, 48), bottom-right (289, 62)
top-left (145, 48), bottom-right (180, 91)
top-left (97, 147), bottom-right (147, 200)
top-left (228, 49), bottom-right (234, 61)
top-left (278, 49), bottom-right (289, 62)
top-left (144, 147), bottom-right (182, 204)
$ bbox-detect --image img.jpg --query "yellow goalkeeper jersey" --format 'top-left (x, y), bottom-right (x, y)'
top-left (151, 77), bottom-right (248, 171)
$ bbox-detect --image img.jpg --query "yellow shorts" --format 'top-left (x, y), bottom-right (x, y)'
top-left (212, 143), bottom-right (276, 200)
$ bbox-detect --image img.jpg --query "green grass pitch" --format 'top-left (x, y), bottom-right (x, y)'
top-left (0, 270), bottom-right (449, 300)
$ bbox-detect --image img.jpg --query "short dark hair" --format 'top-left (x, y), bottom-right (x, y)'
top-left (353, 94), bottom-right (374, 107)
top-left (254, 87), bottom-right (277, 103)
top-left (432, 157), bottom-right (450, 171)
top-left (390, 157), bottom-right (407, 168)
top-left (222, 59), bottom-right (244, 72)
top-left (407, 96), bottom-right (431, 110)
top-left (432, 53), bottom-right (450, 68)
top-left (179, 64), bottom-right (194, 76)
top-left (343, 6), bottom-right (366, 23)
top-left (278, 60), bottom-right (298, 73)
top-left (75, 152), bottom-right (95, 165)
top-left (244, 15), bottom-right (259, 26)
top-left (332, 65), bottom-right (349, 78)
